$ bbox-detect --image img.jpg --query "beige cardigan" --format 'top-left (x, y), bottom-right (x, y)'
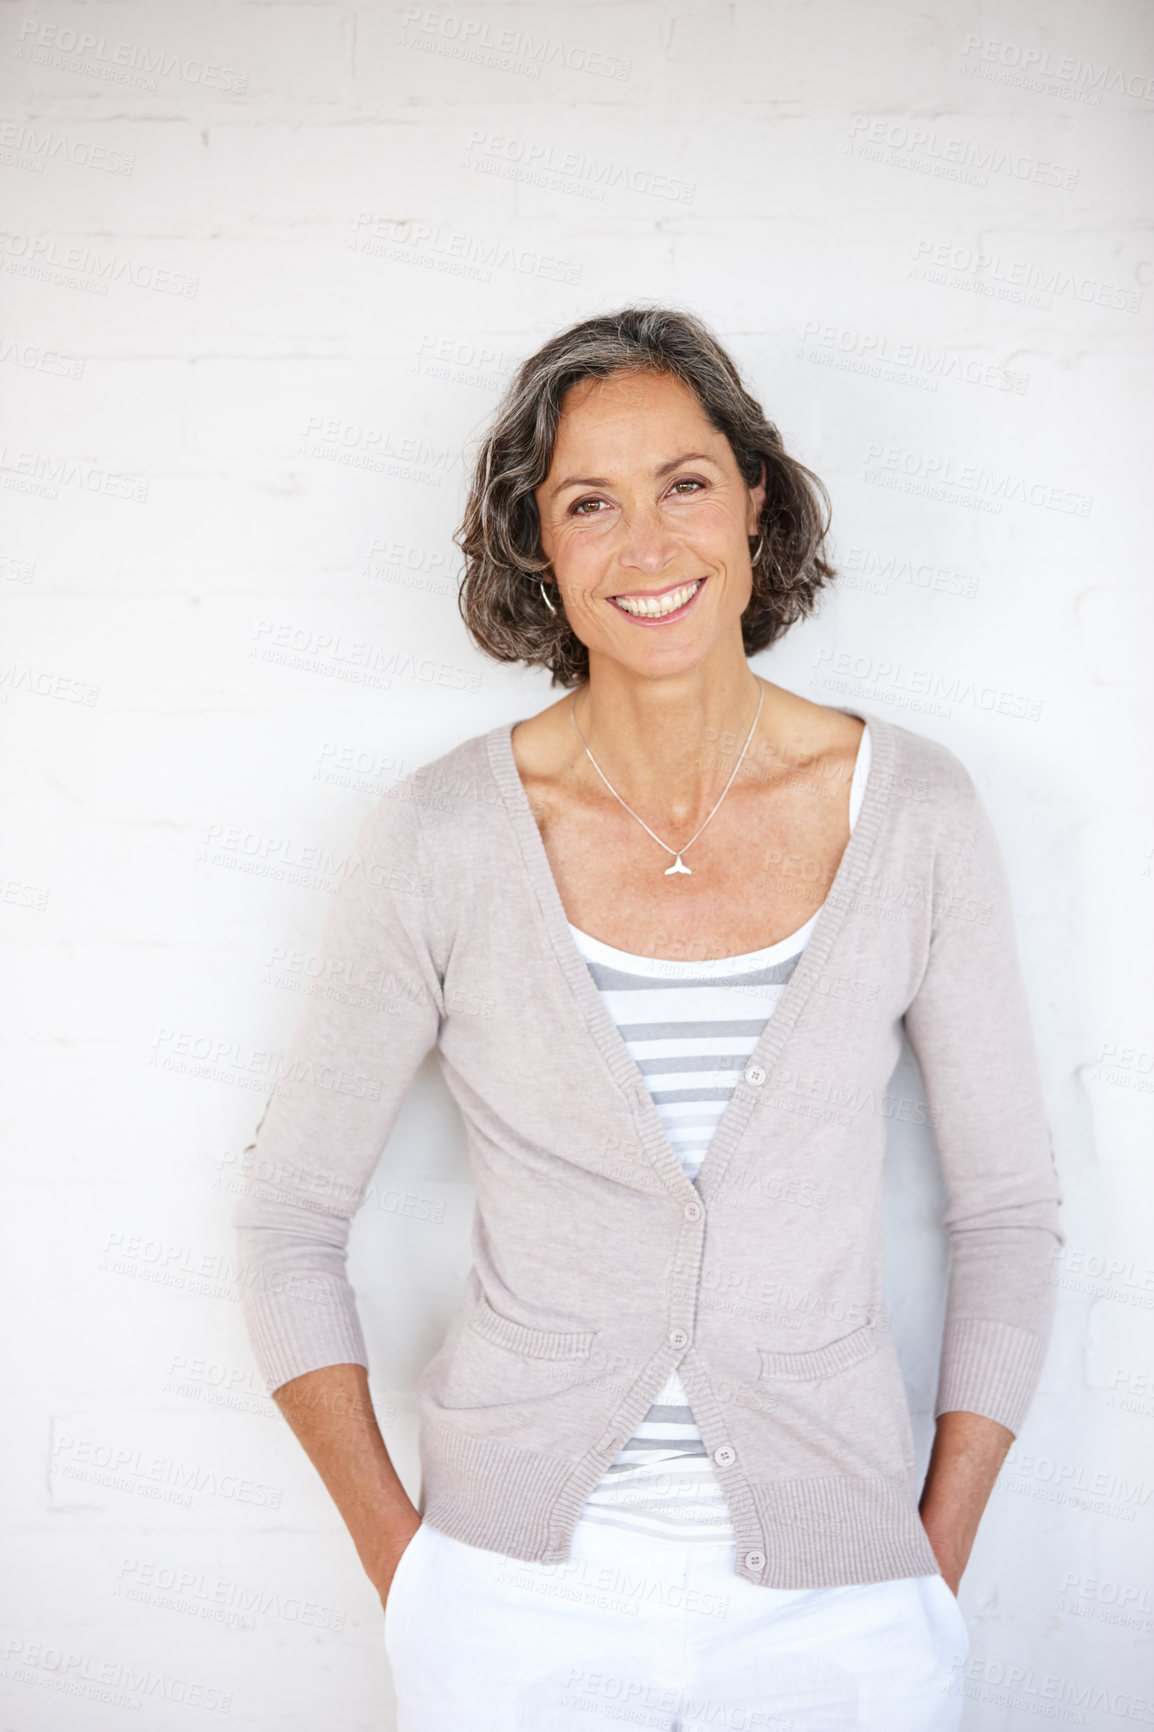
top-left (234, 709), bottom-right (1063, 1588)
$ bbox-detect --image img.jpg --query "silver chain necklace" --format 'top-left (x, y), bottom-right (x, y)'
top-left (569, 678), bottom-right (765, 877)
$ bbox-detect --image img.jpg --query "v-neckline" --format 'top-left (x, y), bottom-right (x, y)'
top-left (486, 704), bottom-right (895, 1202)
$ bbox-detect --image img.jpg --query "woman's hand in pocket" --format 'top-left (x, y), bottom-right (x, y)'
top-left (376, 1512), bottom-right (423, 1616)
top-left (918, 1409), bottom-right (1014, 1599)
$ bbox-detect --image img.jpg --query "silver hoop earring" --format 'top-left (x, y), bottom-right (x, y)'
top-left (538, 580), bottom-right (557, 616)
top-left (749, 534), bottom-right (764, 567)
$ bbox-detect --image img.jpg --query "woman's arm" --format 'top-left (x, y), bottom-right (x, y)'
top-left (235, 784), bottom-right (444, 1391)
top-left (902, 768), bottom-right (1063, 1582)
top-left (918, 1409), bottom-right (1014, 1593)
top-left (273, 1363), bottom-right (421, 1603)
top-left (233, 784), bottom-right (445, 1588)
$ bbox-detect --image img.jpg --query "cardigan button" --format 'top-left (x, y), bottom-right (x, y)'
top-left (744, 1064), bottom-right (766, 1086)
top-left (684, 1200), bottom-right (703, 1221)
top-left (668, 1328), bottom-right (689, 1349)
top-left (744, 1550), bottom-right (766, 1572)
top-left (713, 1445), bottom-right (736, 1467)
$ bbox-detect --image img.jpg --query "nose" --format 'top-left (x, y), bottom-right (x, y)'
top-left (616, 503), bottom-right (679, 578)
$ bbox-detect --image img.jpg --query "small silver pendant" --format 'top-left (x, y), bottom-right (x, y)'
top-left (665, 854), bottom-right (692, 876)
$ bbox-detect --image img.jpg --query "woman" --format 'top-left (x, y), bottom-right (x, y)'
top-left (235, 307), bottom-right (1062, 1729)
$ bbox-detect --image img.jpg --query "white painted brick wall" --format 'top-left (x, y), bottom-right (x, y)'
top-left (2, 1), bottom-right (1151, 1725)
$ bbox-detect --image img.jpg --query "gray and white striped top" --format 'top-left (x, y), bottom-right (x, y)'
top-left (570, 723), bottom-right (872, 1542)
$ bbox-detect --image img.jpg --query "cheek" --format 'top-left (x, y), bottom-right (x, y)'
top-left (551, 520), bottom-right (615, 567)
top-left (679, 498), bottom-right (746, 548)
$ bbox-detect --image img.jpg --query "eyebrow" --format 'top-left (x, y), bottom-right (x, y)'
top-left (547, 451), bottom-right (721, 500)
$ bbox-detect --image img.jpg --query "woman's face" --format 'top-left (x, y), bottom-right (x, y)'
top-left (534, 369), bottom-right (766, 680)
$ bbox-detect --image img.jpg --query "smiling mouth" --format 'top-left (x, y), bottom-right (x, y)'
top-left (610, 577), bottom-right (705, 619)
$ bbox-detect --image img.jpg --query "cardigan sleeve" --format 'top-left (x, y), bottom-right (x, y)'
top-left (902, 774), bottom-right (1064, 1436)
top-left (232, 786), bottom-right (445, 1395)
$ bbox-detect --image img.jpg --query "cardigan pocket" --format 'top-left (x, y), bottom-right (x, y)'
top-left (467, 1293), bottom-right (598, 1362)
top-left (758, 1320), bottom-right (880, 1381)
top-left (424, 1292), bottom-right (603, 1429)
top-left (754, 1320), bottom-right (916, 1477)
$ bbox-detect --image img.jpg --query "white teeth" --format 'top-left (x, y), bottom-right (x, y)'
top-left (613, 579), bottom-right (702, 618)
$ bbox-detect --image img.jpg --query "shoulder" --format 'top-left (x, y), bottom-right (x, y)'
top-left (863, 714), bottom-right (990, 868)
top-left (868, 717), bottom-right (1021, 912)
top-left (338, 727), bottom-right (505, 939)
top-left (869, 714), bottom-right (979, 813)
top-left (356, 724), bottom-right (506, 854)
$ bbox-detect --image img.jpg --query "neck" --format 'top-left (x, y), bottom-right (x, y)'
top-left (571, 649), bottom-right (774, 829)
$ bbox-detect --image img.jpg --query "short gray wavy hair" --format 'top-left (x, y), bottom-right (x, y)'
top-left (454, 305), bottom-right (835, 688)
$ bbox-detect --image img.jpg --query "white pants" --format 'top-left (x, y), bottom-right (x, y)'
top-left (384, 1514), bottom-right (969, 1730)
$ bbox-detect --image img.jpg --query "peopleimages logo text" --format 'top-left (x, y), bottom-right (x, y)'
top-left (862, 443), bottom-right (1093, 517)
top-left (912, 240), bottom-right (1142, 314)
top-left (16, 18), bottom-right (247, 90)
top-left (960, 33), bottom-right (1154, 101)
top-left (846, 117), bottom-right (1079, 188)
top-left (398, 7), bottom-right (631, 80)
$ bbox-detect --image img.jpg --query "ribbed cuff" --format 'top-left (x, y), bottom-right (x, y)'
top-left (935, 1317), bottom-right (1048, 1436)
top-left (240, 1282), bottom-right (369, 1396)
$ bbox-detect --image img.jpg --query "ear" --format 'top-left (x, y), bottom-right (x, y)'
top-left (747, 458), bottom-right (767, 535)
